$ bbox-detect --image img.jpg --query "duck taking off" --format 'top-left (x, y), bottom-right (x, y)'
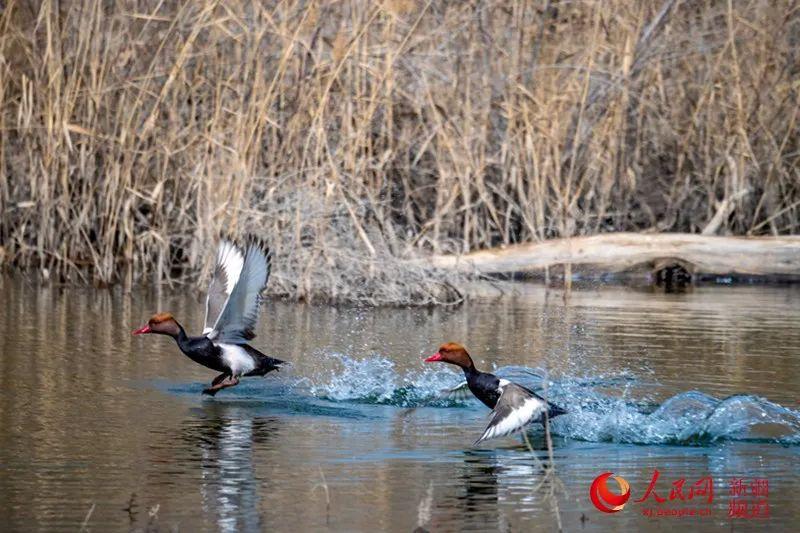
top-left (425, 343), bottom-right (566, 445)
top-left (133, 237), bottom-right (285, 396)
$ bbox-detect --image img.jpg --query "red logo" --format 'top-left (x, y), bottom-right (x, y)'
top-left (590, 472), bottom-right (631, 513)
top-left (589, 470), bottom-right (768, 519)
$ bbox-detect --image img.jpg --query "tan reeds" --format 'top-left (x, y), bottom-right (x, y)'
top-left (1, 1), bottom-right (798, 304)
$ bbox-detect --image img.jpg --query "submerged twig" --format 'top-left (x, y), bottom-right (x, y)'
top-left (311, 465), bottom-right (331, 525)
top-left (522, 370), bottom-right (565, 532)
top-left (79, 503), bottom-right (95, 532)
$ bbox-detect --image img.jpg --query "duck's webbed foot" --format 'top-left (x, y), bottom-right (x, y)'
top-left (202, 374), bottom-right (240, 396)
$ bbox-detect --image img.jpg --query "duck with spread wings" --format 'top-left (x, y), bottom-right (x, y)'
top-left (133, 237), bottom-right (285, 395)
top-left (425, 343), bottom-right (567, 445)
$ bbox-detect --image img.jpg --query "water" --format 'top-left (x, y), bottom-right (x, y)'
top-left (1, 277), bottom-right (799, 532)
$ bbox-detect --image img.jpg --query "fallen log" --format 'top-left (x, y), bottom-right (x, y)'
top-left (427, 233), bottom-right (800, 282)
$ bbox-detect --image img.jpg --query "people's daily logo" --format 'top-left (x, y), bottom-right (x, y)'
top-left (589, 472), bottom-right (631, 513)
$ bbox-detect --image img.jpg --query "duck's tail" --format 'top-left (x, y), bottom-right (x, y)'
top-left (546, 402), bottom-right (567, 420)
top-left (255, 354), bottom-right (287, 375)
top-left (241, 345), bottom-right (288, 376)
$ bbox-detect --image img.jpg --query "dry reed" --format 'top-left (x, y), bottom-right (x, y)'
top-left (1, 1), bottom-right (798, 304)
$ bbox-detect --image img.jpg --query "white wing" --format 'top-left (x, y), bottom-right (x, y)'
top-left (474, 382), bottom-right (548, 445)
top-left (203, 240), bottom-right (245, 335)
top-left (207, 237), bottom-right (271, 344)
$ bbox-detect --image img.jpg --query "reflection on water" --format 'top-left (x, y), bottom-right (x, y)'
top-left (457, 452), bottom-right (504, 529)
top-left (181, 405), bottom-right (278, 532)
top-left (448, 450), bottom-right (550, 531)
top-left (1, 277), bottom-right (800, 531)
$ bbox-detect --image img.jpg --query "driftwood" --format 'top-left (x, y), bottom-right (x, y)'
top-left (427, 233), bottom-right (800, 280)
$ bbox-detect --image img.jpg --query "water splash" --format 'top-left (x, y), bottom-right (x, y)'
top-left (303, 352), bottom-right (464, 407)
top-left (300, 352), bottom-right (800, 446)
top-left (554, 391), bottom-right (800, 445)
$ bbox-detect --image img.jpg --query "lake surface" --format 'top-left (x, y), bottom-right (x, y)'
top-left (1, 277), bottom-right (799, 532)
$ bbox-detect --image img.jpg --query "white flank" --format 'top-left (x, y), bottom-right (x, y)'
top-left (219, 343), bottom-right (256, 376)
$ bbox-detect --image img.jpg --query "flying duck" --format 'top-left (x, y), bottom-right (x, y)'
top-left (425, 342), bottom-right (567, 445)
top-left (133, 237), bottom-right (285, 395)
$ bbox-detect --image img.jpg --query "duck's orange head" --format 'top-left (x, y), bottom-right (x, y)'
top-left (132, 312), bottom-right (180, 336)
top-left (424, 342), bottom-right (474, 369)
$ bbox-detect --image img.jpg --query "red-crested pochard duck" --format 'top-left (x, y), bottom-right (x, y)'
top-left (425, 342), bottom-right (567, 445)
top-left (133, 237), bottom-right (285, 395)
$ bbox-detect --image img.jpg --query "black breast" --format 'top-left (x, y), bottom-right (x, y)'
top-left (178, 335), bottom-right (226, 372)
top-left (466, 370), bottom-right (502, 409)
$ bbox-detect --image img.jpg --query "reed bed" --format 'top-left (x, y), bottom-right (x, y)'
top-left (1, 0), bottom-right (798, 304)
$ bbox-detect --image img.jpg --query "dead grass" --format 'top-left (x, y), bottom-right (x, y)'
top-left (1, 1), bottom-right (798, 304)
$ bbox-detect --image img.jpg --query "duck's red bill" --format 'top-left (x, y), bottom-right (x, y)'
top-left (424, 352), bottom-right (443, 362)
top-left (132, 324), bottom-right (151, 335)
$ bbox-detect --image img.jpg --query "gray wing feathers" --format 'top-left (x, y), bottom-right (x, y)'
top-left (438, 382), bottom-right (472, 402)
top-left (474, 383), bottom-right (547, 445)
top-left (210, 238), bottom-right (271, 344)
